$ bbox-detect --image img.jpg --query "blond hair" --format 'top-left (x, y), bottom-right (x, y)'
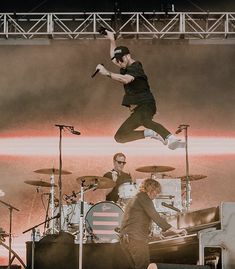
top-left (113, 152), bottom-right (126, 161)
top-left (139, 178), bottom-right (161, 193)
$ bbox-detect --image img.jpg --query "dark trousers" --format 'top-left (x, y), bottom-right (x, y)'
top-left (114, 102), bottom-right (171, 143)
top-left (120, 237), bottom-right (150, 269)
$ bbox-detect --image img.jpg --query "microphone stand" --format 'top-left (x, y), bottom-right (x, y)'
top-left (176, 124), bottom-right (191, 211)
top-left (55, 124), bottom-right (80, 232)
top-left (0, 199), bottom-right (20, 269)
top-left (78, 179), bottom-right (85, 269)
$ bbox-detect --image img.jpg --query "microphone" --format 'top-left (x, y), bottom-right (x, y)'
top-left (175, 128), bottom-right (183, 134)
top-left (157, 194), bottom-right (175, 199)
top-left (91, 64), bottom-right (104, 78)
top-left (54, 213), bottom-right (61, 219)
top-left (91, 68), bottom-right (100, 78)
top-left (71, 129), bottom-right (81, 135)
top-left (55, 124), bottom-right (81, 135)
top-left (161, 202), bottom-right (181, 212)
top-left (175, 124), bottom-right (190, 134)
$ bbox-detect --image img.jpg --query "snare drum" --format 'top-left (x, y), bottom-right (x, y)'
top-left (118, 182), bottom-right (138, 199)
top-left (85, 201), bottom-right (124, 243)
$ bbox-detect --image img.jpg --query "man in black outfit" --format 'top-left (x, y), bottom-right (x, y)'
top-left (120, 178), bottom-right (187, 269)
top-left (96, 31), bottom-right (185, 150)
top-left (103, 152), bottom-right (132, 203)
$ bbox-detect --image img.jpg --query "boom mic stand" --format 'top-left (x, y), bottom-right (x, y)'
top-left (0, 199), bottom-right (20, 269)
top-left (176, 124), bottom-right (191, 211)
top-left (55, 124), bottom-right (81, 231)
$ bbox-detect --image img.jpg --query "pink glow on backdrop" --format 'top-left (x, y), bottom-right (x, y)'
top-left (0, 136), bottom-right (235, 156)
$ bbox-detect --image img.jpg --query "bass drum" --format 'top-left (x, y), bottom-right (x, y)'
top-left (85, 201), bottom-right (124, 243)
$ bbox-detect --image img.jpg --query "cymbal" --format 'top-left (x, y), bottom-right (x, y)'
top-left (76, 176), bottom-right (115, 189)
top-left (178, 174), bottom-right (207, 182)
top-left (34, 168), bottom-right (72, 175)
top-left (136, 165), bottom-right (175, 173)
top-left (24, 180), bottom-right (57, 187)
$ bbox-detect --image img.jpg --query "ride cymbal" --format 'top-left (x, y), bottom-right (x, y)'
top-left (178, 174), bottom-right (207, 182)
top-left (136, 165), bottom-right (175, 173)
top-left (76, 176), bottom-right (115, 189)
top-left (34, 168), bottom-right (72, 175)
top-left (24, 180), bottom-right (57, 187)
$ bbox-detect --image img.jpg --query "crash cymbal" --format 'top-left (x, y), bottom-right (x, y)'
top-left (136, 165), bottom-right (175, 173)
top-left (24, 180), bottom-right (57, 187)
top-left (76, 176), bottom-right (115, 189)
top-left (34, 168), bottom-right (72, 175)
top-left (178, 174), bottom-right (207, 182)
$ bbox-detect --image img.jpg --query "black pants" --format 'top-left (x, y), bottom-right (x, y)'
top-left (120, 237), bottom-right (150, 269)
top-left (114, 102), bottom-right (171, 143)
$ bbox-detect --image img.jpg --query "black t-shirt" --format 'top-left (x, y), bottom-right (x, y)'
top-left (104, 170), bottom-right (132, 203)
top-left (120, 61), bottom-right (155, 106)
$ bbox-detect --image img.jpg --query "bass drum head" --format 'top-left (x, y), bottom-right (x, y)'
top-left (85, 201), bottom-right (123, 243)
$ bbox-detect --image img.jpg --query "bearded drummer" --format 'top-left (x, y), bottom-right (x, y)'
top-left (103, 152), bottom-right (132, 203)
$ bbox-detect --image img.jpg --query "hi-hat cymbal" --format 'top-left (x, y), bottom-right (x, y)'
top-left (24, 180), bottom-right (57, 187)
top-left (34, 168), bottom-right (72, 175)
top-left (178, 174), bottom-right (207, 182)
top-left (136, 165), bottom-right (175, 173)
top-left (76, 176), bottom-right (115, 189)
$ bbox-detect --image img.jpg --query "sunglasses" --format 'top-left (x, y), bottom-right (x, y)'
top-left (115, 160), bottom-right (126, 165)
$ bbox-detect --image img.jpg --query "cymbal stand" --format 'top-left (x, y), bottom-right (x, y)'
top-left (177, 124), bottom-right (191, 211)
top-left (78, 179), bottom-right (85, 269)
top-left (0, 199), bottom-right (20, 269)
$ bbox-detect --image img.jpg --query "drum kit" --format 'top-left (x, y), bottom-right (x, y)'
top-left (23, 165), bottom-right (207, 244)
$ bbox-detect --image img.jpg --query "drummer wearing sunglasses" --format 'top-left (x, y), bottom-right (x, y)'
top-left (103, 152), bottom-right (132, 203)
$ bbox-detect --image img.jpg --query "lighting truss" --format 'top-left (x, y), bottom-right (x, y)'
top-left (0, 12), bottom-right (235, 40)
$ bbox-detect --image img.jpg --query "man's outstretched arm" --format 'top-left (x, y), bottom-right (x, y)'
top-left (105, 30), bottom-right (116, 61)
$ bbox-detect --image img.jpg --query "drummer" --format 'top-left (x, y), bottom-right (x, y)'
top-left (104, 152), bottom-right (132, 203)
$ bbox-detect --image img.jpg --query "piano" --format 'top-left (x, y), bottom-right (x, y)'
top-left (26, 202), bottom-right (235, 269)
top-left (149, 202), bottom-right (235, 269)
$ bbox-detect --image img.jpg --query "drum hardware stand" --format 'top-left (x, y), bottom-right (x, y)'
top-left (43, 193), bottom-right (50, 233)
top-left (43, 190), bottom-right (58, 234)
top-left (65, 185), bottom-right (97, 204)
top-left (0, 199), bottom-right (20, 269)
top-left (176, 124), bottom-right (191, 211)
top-left (55, 124), bottom-right (81, 231)
top-left (23, 213), bottom-right (60, 269)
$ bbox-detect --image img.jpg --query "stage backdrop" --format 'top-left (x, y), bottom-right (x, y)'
top-left (0, 39), bottom-right (235, 264)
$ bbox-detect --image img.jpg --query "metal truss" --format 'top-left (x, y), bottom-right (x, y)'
top-left (0, 12), bottom-right (235, 40)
